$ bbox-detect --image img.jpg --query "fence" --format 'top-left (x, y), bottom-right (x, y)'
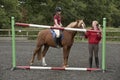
top-left (0, 29), bottom-right (120, 41)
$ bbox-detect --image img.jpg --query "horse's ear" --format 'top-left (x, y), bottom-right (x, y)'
top-left (76, 20), bottom-right (79, 23)
top-left (74, 20), bottom-right (79, 27)
top-left (81, 20), bottom-right (83, 22)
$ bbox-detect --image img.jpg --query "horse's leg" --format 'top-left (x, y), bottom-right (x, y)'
top-left (41, 45), bottom-right (49, 66)
top-left (30, 45), bottom-right (42, 65)
top-left (63, 46), bottom-right (71, 67)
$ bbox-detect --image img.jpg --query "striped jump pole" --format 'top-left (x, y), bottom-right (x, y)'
top-left (16, 66), bottom-right (101, 71)
top-left (11, 17), bottom-right (106, 71)
top-left (15, 22), bottom-right (87, 32)
top-left (15, 22), bottom-right (101, 32)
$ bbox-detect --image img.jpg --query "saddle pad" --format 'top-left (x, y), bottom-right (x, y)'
top-left (50, 29), bottom-right (64, 39)
top-left (50, 29), bottom-right (56, 39)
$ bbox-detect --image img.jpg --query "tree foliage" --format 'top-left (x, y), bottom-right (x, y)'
top-left (0, 0), bottom-right (120, 29)
top-left (0, 0), bottom-right (21, 29)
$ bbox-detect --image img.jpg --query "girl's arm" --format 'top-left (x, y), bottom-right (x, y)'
top-left (60, 23), bottom-right (63, 27)
top-left (54, 19), bottom-right (61, 27)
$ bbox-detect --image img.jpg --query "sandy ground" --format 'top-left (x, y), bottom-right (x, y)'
top-left (0, 40), bottom-right (120, 80)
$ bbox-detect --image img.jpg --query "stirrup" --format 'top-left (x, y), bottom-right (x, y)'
top-left (56, 45), bottom-right (60, 48)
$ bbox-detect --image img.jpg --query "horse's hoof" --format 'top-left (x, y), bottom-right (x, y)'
top-left (42, 63), bottom-right (47, 66)
top-left (62, 65), bottom-right (69, 68)
top-left (30, 63), bottom-right (33, 65)
top-left (62, 66), bottom-right (66, 68)
top-left (66, 65), bottom-right (69, 67)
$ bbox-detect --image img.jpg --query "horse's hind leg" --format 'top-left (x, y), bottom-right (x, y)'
top-left (41, 45), bottom-right (49, 66)
top-left (30, 45), bottom-right (42, 65)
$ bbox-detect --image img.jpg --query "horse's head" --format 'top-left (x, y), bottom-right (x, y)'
top-left (67, 20), bottom-right (86, 29)
top-left (76, 20), bottom-right (86, 29)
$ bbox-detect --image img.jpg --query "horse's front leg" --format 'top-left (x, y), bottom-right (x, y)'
top-left (41, 45), bottom-right (49, 66)
top-left (63, 46), bottom-right (71, 67)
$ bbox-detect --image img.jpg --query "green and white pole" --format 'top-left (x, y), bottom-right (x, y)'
top-left (11, 17), bottom-right (16, 70)
top-left (102, 18), bottom-right (106, 72)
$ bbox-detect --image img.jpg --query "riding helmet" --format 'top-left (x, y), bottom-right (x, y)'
top-left (55, 7), bottom-right (62, 12)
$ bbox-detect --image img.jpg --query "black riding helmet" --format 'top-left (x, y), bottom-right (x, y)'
top-left (55, 7), bottom-right (62, 12)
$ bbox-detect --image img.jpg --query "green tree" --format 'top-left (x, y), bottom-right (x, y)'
top-left (0, 0), bottom-right (21, 29)
top-left (111, 0), bottom-right (120, 27)
top-left (17, 0), bottom-right (120, 27)
top-left (1, 0), bottom-right (120, 28)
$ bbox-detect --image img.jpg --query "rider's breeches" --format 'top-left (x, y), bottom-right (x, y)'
top-left (54, 29), bottom-right (60, 38)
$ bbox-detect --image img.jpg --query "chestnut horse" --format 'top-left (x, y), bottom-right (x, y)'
top-left (30, 20), bottom-right (85, 67)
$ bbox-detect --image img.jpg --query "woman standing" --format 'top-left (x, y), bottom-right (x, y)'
top-left (85, 21), bottom-right (102, 68)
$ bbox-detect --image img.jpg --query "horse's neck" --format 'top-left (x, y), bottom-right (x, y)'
top-left (67, 22), bottom-right (78, 28)
top-left (66, 30), bottom-right (77, 38)
top-left (65, 22), bottom-right (78, 38)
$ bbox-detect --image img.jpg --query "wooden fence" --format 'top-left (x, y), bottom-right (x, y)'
top-left (0, 29), bottom-right (120, 41)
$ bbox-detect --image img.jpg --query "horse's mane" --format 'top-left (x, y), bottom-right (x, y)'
top-left (66, 20), bottom-right (83, 28)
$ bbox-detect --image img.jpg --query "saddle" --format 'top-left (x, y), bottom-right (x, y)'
top-left (50, 29), bottom-right (63, 48)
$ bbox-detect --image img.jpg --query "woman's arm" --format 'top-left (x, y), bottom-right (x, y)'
top-left (85, 31), bottom-right (89, 38)
top-left (97, 32), bottom-right (102, 41)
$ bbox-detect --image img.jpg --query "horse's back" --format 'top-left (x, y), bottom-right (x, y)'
top-left (38, 29), bottom-right (51, 37)
top-left (37, 29), bottom-right (56, 46)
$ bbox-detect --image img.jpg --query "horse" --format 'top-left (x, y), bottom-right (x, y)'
top-left (30, 20), bottom-right (86, 67)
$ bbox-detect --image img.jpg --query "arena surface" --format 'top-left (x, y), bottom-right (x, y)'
top-left (0, 40), bottom-right (120, 80)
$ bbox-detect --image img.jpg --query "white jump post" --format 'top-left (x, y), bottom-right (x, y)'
top-left (11, 17), bottom-right (106, 71)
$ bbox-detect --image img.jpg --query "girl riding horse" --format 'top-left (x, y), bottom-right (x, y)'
top-left (53, 7), bottom-right (63, 47)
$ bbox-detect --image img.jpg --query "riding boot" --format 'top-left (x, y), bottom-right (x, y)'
top-left (89, 57), bottom-right (93, 68)
top-left (95, 57), bottom-right (99, 68)
top-left (56, 38), bottom-right (60, 47)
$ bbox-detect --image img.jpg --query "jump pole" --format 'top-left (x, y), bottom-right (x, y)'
top-left (16, 66), bottom-right (101, 71)
top-left (15, 22), bottom-right (101, 32)
top-left (11, 17), bottom-right (106, 71)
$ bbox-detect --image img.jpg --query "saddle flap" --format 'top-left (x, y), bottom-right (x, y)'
top-left (50, 29), bottom-right (63, 47)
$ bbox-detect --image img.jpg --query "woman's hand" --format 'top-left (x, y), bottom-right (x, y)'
top-left (98, 24), bottom-right (102, 31)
